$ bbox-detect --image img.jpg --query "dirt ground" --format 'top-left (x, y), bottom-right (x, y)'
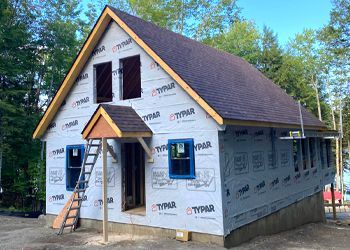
top-left (1, 212), bottom-right (350, 249)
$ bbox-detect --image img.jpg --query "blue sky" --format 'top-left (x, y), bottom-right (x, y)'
top-left (238, 0), bottom-right (332, 45)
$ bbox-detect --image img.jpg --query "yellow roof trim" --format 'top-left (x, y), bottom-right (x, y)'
top-left (223, 119), bottom-right (327, 131)
top-left (33, 6), bottom-right (224, 139)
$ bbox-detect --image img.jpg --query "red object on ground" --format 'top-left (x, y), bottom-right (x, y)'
top-left (323, 191), bottom-right (342, 202)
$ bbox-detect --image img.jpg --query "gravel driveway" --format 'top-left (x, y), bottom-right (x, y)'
top-left (1, 213), bottom-right (350, 249)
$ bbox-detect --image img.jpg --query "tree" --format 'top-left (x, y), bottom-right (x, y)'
top-left (286, 29), bottom-right (325, 121)
top-left (84, 0), bottom-right (241, 41)
top-left (212, 20), bottom-right (261, 66)
top-left (259, 26), bottom-right (283, 83)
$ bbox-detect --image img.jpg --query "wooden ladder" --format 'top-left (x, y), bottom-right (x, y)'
top-left (57, 139), bottom-right (102, 235)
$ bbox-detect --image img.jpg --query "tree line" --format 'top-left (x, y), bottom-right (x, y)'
top-left (0, 0), bottom-right (349, 211)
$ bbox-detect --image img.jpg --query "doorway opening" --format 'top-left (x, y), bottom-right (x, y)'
top-left (122, 142), bottom-right (145, 215)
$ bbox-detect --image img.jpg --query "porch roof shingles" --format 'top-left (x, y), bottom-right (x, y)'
top-left (100, 104), bottom-right (152, 133)
top-left (109, 6), bottom-right (326, 129)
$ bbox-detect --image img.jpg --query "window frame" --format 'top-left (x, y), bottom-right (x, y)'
top-left (66, 144), bottom-right (85, 191)
top-left (168, 138), bottom-right (195, 179)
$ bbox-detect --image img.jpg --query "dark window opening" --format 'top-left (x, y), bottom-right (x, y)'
top-left (121, 55), bottom-right (141, 100)
top-left (301, 139), bottom-right (308, 170)
top-left (95, 62), bottom-right (112, 103)
top-left (293, 139), bottom-right (301, 172)
top-left (168, 139), bottom-right (195, 179)
top-left (66, 145), bottom-right (84, 191)
top-left (319, 139), bottom-right (325, 169)
top-left (325, 139), bottom-right (332, 168)
top-left (309, 138), bottom-right (316, 168)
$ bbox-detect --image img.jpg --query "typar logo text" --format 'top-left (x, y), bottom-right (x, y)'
top-left (49, 148), bottom-right (64, 158)
top-left (186, 204), bottom-right (215, 215)
top-left (75, 73), bottom-right (88, 84)
top-left (48, 194), bottom-right (65, 203)
top-left (169, 108), bottom-right (195, 122)
top-left (61, 119), bottom-right (79, 131)
top-left (152, 82), bottom-right (175, 97)
top-left (112, 38), bottom-right (132, 53)
top-left (151, 144), bottom-right (168, 155)
top-left (151, 201), bottom-right (177, 215)
top-left (94, 197), bottom-right (114, 208)
top-left (91, 45), bottom-right (105, 57)
top-left (71, 97), bottom-right (90, 109)
top-left (142, 111), bottom-right (161, 122)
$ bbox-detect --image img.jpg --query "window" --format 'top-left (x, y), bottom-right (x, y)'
top-left (309, 138), bottom-right (316, 168)
top-left (168, 139), bottom-right (195, 179)
top-left (319, 139), bottom-right (325, 169)
top-left (120, 55), bottom-right (141, 100)
top-left (66, 145), bottom-right (84, 191)
top-left (301, 139), bottom-right (309, 170)
top-left (95, 62), bottom-right (112, 103)
top-left (325, 139), bottom-right (332, 168)
top-left (293, 139), bottom-right (301, 172)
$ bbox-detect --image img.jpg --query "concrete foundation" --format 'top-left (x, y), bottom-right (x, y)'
top-left (45, 191), bottom-right (325, 248)
top-left (224, 191), bottom-right (326, 247)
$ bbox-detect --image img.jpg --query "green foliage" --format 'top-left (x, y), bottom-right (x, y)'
top-left (212, 20), bottom-right (261, 66)
top-left (86, 0), bottom-right (240, 40)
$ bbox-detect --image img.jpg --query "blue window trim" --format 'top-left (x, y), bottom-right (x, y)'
top-left (66, 144), bottom-right (85, 191)
top-left (168, 138), bottom-right (195, 179)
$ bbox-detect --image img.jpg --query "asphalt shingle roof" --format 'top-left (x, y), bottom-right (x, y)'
top-left (109, 6), bottom-right (326, 129)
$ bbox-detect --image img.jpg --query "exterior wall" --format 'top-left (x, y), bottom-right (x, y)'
top-left (43, 21), bottom-right (224, 235)
top-left (219, 125), bottom-right (334, 236)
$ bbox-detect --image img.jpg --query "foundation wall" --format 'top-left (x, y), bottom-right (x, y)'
top-left (45, 191), bottom-right (324, 248)
top-left (224, 191), bottom-right (325, 247)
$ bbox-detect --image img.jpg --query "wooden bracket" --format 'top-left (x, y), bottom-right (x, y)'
top-left (137, 137), bottom-right (154, 163)
top-left (107, 143), bottom-right (118, 163)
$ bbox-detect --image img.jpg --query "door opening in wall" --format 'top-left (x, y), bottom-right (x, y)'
top-left (122, 142), bottom-right (145, 215)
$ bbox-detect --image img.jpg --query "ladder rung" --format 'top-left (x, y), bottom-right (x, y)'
top-left (70, 206), bottom-right (80, 210)
top-left (87, 153), bottom-right (98, 156)
top-left (67, 215), bottom-right (77, 219)
top-left (83, 171), bottom-right (92, 175)
top-left (77, 180), bottom-right (88, 184)
top-left (73, 198), bottom-right (82, 201)
top-left (64, 223), bottom-right (75, 227)
top-left (85, 163), bottom-right (95, 165)
top-left (89, 144), bottom-right (101, 147)
top-left (76, 189), bottom-right (86, 192)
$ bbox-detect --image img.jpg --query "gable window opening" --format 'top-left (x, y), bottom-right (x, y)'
top-left (95, 61), bottom-right (112, 103)
top-left (120, 55), bottom-right (141, 100)
top-left (168, 139), bottom-right (195, 179)
top-left (66, 145), bottom-right (85, 191)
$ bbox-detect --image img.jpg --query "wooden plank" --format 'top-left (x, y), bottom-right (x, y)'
top-left (102, 138), bottom-right (108, 243)
top-left (52, 193), bottom-right (78, 229)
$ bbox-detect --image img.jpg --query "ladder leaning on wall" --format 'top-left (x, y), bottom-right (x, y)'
top-left (57, 139), bottom-right (102, 235)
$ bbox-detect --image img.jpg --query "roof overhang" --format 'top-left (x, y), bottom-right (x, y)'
top-left (223, 118), bottom-right (327, 131)
top-left (82, 105), bottom-right (152, 139)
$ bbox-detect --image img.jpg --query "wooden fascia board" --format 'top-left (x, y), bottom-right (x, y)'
top-left (223, 119), bottom-right (327, 131)
top-left (106, 8), bottom-right (224, 125)
top-left (32, 9), bottom-right (112, 139)
top-left (82, 109), bottom-right (102, 139)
